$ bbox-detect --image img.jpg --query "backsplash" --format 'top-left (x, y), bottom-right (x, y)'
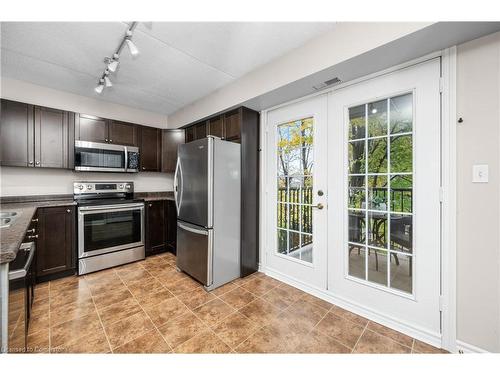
top-left (0, 167), bottom-right (173, 196)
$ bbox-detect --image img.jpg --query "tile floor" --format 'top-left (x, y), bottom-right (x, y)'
top-left (17, 252), bottom-right (447, 354)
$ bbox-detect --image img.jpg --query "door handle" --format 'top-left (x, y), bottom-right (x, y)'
top-left (312, 203), bottom-right (324, 210)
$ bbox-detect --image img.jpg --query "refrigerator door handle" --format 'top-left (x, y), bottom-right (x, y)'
top-left (174, 157), bottom-right (183, 214)
top-left (178, 222), bottom-right (208, 236)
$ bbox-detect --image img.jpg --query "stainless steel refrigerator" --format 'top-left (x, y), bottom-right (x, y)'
top-left (174, 136), bottom-right (241, 291)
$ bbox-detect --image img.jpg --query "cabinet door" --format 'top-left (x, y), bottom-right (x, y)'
top-left (224, 110), bottom-right (241, 142)
top-left (165, 200), bottom-right (177, 254)
top-left (139, 126), bottom-right (161, 171)
top-left (0, 99), bottom-right (34, 167)
top-left (34, 106), bottom-right (71, 169)
top-left (208, 116), bottom-right (224, 139)
top-left (108, 120), bottom-right (138, 146)
top-left (145, 200), bottom-right (166, 256)
top-left (76, 114), bottom-right (108, 143)
top-left (161, 129), bottom-right (184, 173)
top-left (36, 206), bottom-right (75, 278)
top-left (194, 121), bottom-right (207, 140)
top-left (185, 126), bottom-right (195, 143)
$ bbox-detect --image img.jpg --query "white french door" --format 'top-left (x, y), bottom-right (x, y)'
top-left (328, 59), bottom-right (442, 336)
top-left (265, 94), bottom-right (328, 289)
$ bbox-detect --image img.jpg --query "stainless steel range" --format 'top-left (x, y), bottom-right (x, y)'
top-left (74, 181), bottom-right (145, 275)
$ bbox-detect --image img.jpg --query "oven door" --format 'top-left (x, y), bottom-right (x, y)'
top-left (78, 203), bottom-right (144, 259)
top-left (74, 140), bottom-right (127, 172)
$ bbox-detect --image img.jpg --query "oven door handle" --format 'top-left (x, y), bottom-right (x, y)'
top-left (9, 242), bottom-right (35, 281)
top-left (79, 203), bottom-right (145, 211)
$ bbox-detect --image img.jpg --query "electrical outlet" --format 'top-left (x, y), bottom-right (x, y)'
top-left (472, 164), bottom-right (488, 183)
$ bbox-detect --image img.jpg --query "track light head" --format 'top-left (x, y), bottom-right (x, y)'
top-left (104, 75), bottom-right (113, 88)
top-left (94, 79), bottom-right (105, 94)
top-left (108, 60), bottom-right (119, 72)
top-left (125, 38), bottom-right (139, 56)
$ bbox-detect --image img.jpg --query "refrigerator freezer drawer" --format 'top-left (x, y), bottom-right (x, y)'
top-left (176, 221), bottom-right (212, 286)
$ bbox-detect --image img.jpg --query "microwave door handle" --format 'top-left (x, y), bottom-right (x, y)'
top-left (124, 146), bottom-right (128, 172)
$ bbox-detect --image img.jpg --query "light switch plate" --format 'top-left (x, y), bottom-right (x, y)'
top-left (472, 164), bottom-right (489, 183)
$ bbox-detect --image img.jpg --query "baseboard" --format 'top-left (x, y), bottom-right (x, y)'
top-left (264, 265), bottom-right (443, 349)
top-left (456, 340), bottom-right (490, 353)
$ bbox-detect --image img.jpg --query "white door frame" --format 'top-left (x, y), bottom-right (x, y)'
top-left (259, 48), bottom-right (457, 352)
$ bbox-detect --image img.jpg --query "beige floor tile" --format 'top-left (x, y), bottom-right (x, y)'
top-left (26, 328), bottom-right (50, 353)
top-left (212, 312), bottom-right (259, 349)
top-left (113, 329), bottom-right (171, 353)
top-left (366, 321), bottom-right (414, 348)
top-left (219, 287), bottom-right (256, 310)
top-left (52, 327), bottom-right (110, 353)
top-left (28, 312), bottom-right (50, 334)
top-left (211, 282), bottom-right (238, 296)
top-left (50, 298), bottom-right (96, 326)
top-left (238, 298), bottom-right (282, 326)
top-left (127, 277), bottom-right (165, 299)
top-left (236, 325), bottom-right (292, 353)
top-left (413, 339), bottom-right (448, 353)
top-left (136, 287), bottom-right (175, 308)
top-left (50, 287), bottom-right (93, 309)
top-left (143, 296), bottom-right (190, 326)
top-left (301, 293), bottom-right (333, 311)
top-left (316, 312), bottom-right (365, 349)
top-left (87, 277), bottom-right (125, 296)
top-left (117, 267), bottom-right (153, 284)
top-left (177, 288), bottom-right (216, 310)
top-left (193, 298), bottom-right (235, 326)
top-left (174, 330), bottom-right (231, 353)
top-left (330, 305), bottom-right (369, 327)
top-left (167, 277), bottom-right (201, 296)
top-left (92, 287), bottom-right (133, 309)
top-left (240, 278), bottom-right (277, 296)
top-left (104, 311), bottom-right (155, 349)
top-left (157, 311), bottom-right (207, 348)
top-left (285, 299), bottom-right (329, 329)
top-left (294, 328), bottom-right (351, 353)
top-left (98, 296), bottom-right (142, 327)
top-left (261, 288), bottom-right (297, 309)
top-left (354, 329), bottom-right (411, 353)
top-left (50, 311), bottom-right (102, 348)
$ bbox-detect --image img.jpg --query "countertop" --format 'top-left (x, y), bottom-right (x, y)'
top-left (0, 199), bottom-right (76, 265)
top-left (135, 191), bottom-right (175, 201)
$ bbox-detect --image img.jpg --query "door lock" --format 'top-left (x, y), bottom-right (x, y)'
top-left (317, 190), bottom-right (324, 196)
top-left (312, 203), bottom-right (324, 210)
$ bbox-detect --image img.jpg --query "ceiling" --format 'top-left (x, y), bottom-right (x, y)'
top-left (0, 22), bottom-right (335, 115)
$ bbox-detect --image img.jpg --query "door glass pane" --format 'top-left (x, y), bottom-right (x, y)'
top-left (276, 117), bottom-right (314, 263)
top-left (347, 93), bottom-right (414, 294)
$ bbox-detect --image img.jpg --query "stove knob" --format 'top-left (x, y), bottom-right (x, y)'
top-left (77, 184), bottom-right (84, 190)
top-left (119, 184), bottom-right (124, 189)
top-left (87, 184), bottom-right (92, 190)
top-left (125, 184), bottom-right (131, 190)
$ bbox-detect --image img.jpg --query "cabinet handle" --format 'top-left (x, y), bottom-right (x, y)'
top-left (29, 161), bottom-right (34, 166)
top-left (31, 218), bottom-right (39, 223)
top-left (142, 167), bottom-right (146, 170)
top-left (148, 203), bottom-right (152, 207)
top-left (66, 209), bottom-right (71, 213)
top-left (27, 235), bottom-right (38, 239)
top-left (26, 228), bottom-right (36, 234)
top-left (35, 161), bottom-right (40, 166)
top-left (105, 138), bottom-right (109, 142)
top-left (109, 139), bottom-right (112, 143)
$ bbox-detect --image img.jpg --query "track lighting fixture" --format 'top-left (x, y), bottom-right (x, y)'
top-left (93, 22), bottom-right (139, 94)
top-left (94, 79), bottom-right (105, 94)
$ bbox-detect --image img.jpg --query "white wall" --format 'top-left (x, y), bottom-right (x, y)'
top-left (1, 77), bottom-right (168, 128)
top-left (0, 78), bottom-right (173, 197)
top-left (0, 167), bottom-right (173, 196)
top-left (167, 22), bottom-right (433, 128)
top-left (456, 32), bottom-right (500, 352)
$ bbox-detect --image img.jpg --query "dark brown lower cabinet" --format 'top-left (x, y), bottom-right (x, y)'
top-left (165, 200), bottom-right (177, 255)
top-left (145, 200), bottom-right (166, 256)
top-left (35, 206), bottom-right (75, 280)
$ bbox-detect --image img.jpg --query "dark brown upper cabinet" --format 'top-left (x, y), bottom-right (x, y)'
top-left (34, 106), bottom-right (74, 169)
top-left (108, 120), bottom-right (138, 146)
top-left (0, 99), bottom-right (34, 167)
top-left (139, 126), bottom-right (162, 172)
top-left (194, 121), bottom-right (207, 140)
top-left (224, 110), bottom-right (241, 142)
top-left (185, 126), bottom-right (195, 143)
top-left (75, 114), bottom-right (108, 143)
top-left (161, 129), bottom-right (185, 173)
top-left (0, 99), bottom-right (73, 169)
top-left (36, 205), bottom-right (75, 279)
top-left (208, 115), bottom-right (224, 139)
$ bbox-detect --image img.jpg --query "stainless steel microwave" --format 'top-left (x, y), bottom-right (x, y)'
top-left (74, 140), bottom-right (140, 172)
